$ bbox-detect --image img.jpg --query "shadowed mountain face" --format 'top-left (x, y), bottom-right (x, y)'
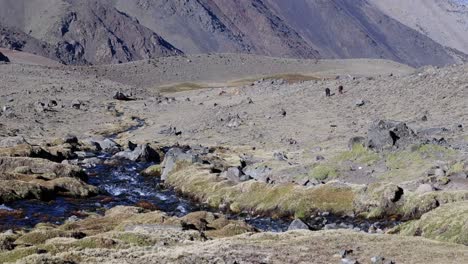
top-left (0, 0), bottom-right (465, 66)
top-left (0, 0), bottom-right (182, 64)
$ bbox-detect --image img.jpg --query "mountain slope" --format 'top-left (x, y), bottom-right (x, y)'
top-left (262, 0), bottom-right (458, 67)
top-left (112, 0), bottom-right (320, 59)
top-left (0, 0), bottom-right (182, 64)
top-left (112, 0), bottom-right (460, 67)
top-left (0, 0), bottom-right (465, 66)
top-left (369, 0), bottom-right (468, 55)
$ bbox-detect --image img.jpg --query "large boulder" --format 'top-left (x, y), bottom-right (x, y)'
top-left (366, 120), bottom-right (419, 151)
top-left (114, 144), bottom-right (160, 163)
top-left (161, 147), bottom-right (201, 181)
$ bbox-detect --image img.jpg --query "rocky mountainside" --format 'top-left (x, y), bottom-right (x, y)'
top-left (0, 0), bottom-right (466, 66)
top-left (370, 0), bottom-right (468, 54)
top-left (0, 0), bottom-right (182, 64)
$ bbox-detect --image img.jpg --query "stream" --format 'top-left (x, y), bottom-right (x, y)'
top-left (0, 120), bottom-right (400, 233)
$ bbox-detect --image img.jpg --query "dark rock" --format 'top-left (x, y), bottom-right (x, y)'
top-left (280, 108), bottom-right (287, 117)
top-left (113, 91), bottom-right (134, 101)
top-left (367, 120), bottom-right (419, 151)
top-left (63, 135), bottom-right (79, 145)
top-left (316, 155), bottom-right (325, 161)
top-left (128, 141), bottom-right (137, 151)
top-left (0, 52), bottom-right (10, 63)
top-left (288, 219), bottom-right (310, 231)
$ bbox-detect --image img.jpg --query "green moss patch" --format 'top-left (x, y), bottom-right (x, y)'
top-left (166, 163), bottom-right (358, 218)
top-left (392, 201), bottom-right (468, 245)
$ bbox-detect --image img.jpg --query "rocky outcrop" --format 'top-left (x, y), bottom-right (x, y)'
top-left (0, 156), bottom-right (96, 203)
top-left (114, 144), bottom-right (160, 163)
top-left (366, 120), bottom-right (419, 151)
top-left (0, 0), bottom-right (182, 65)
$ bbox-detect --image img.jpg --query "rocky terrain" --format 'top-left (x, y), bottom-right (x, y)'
top-left (0, 52), bottom-right (466, 263)
top-left (1, 0), bottom-right (467, 66)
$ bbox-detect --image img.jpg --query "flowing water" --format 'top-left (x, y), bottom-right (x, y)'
top-left (0, 148), bottom-right (399, 233)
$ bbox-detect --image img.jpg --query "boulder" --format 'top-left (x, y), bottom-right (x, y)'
top-left (366, 120), bottom-right (419, 151)
top-left (288, 219), bottom-right (310, 231)
top-left (114, 144), bottom-right (160, 162)
top-left (90, 138), bottom-right (120, 153)
top-left (222, 167), bottom-right (250, 183)
top-left (161, 147), bottom-right (201, 181)
top-left (242, 165), bottom-right (273, 183)
top-left (44, 177), bottom-right (99, 197)
top-left (113, 91), bottom-right (134, 101)
top-left (0, 180), bottom-right (52, 203)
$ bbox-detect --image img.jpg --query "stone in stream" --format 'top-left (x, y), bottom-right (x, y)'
top-left (287, 219), bottom-right (310, 231)
top-left (89, 138), bottom-right (120, 153)
top-left (114, 144), bottom-right (160, 163)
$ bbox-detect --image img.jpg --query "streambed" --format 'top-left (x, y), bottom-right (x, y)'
top-left (0, 150), bottom-right (400, 233)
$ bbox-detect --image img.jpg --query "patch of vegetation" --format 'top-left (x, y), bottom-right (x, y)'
top-left (336, 144), bottom-right (380, 165)
top-left (166, 162), bottom-right (358, 219)
top-left (0, 247), bottom-right (38, 263)
top-left (449, 162), bottom-right (465, 174)
top-left (15, 230), bottom-right (67, 245)
top-left (379, 144), bottom-right (455, 182)
top-left (141, 165), bottom-right (162, 177)
top-left (392, 201), bottom-right (468, 245)
top-left (308, 164), bottom-right (338, 181)
top-left (114, 233), bottom-right (153, 247)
